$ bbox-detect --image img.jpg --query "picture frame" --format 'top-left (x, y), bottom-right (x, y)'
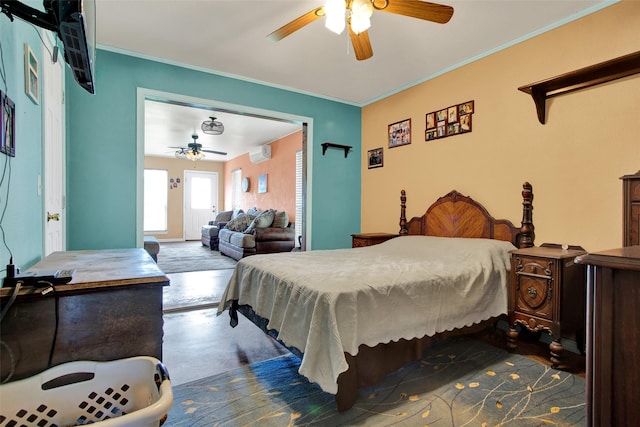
top-left (425, 100), bottom-right (474, 142)
top-left (367, 147), bottom-right (383, 169)
top-left (1, 91), bottom-right (16, 157)
top-left (388, 118), bottom-right (411, 148)
top-left (24, 44), bottom-right (39, 104)
top-left (426, 112), bottom-right (435, 130)
top-left (258, 174), bottom-right (267, 193)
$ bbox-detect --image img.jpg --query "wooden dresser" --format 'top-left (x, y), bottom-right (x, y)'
top-left (621, 170), bottom-right (640, 246)
top-left (351, 232), bottom-right (398, 248)
top-left (0, 249), bottom-right (168, 382)
top-left (576, 246), bottom-right (640, 427)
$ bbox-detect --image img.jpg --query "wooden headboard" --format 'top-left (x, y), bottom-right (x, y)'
top-left (399, 182), bottom-right (534, 248)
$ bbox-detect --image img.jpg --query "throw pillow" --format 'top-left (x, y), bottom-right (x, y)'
top-left (244, 210), bottom-right (275, 234)
top-left (246, 207), bottom-right (260, 216)
top-left (231, 209), bottom-right (244, 220)
top-left (224, 213), bottom-right (256, 232)
top-left (214, 210), bottom-right (233, 224)
top-left (272, 211), bottom-right (289, 228)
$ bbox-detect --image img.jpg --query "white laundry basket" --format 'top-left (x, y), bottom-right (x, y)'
top-left (0, 356), bottom-right (173, 427)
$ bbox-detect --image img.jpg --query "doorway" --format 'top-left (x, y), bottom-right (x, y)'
top-left (184, 171), bottom-right (218, 240)
top-left (43, 32), bottom-right (65, 256)
top-left (137, 88), bottom-right (313, 249)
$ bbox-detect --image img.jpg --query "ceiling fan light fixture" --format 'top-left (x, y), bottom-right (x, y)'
top-left (201, 116), bottom-right (224, 135)
top-left (187, 150), bottom-right (204, 161)
top-left (324, 0), bottom-right (346, 34)
top-left (349, 14), bottom-right (370, 34)
top-left (350, 0), bottom-right (373, 33)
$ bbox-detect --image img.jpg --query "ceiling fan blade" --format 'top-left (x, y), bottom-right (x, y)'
top-left (168, 146), bottom-right (186, 149)
top-left (267, 7), bottom-right (324, 41)
top-left (376, 0), bottom-right (453, 24)
top-left (348, 27), bottom-right (373, 61)
top-left (201, 149), bottom-right (228, 156)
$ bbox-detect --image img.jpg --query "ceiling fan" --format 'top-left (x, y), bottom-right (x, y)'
top-left (267, 0), bottom-right (454, 61)
top-left (201, 116), bottom-right (224, 135)
top-left (171, 134), bottom-right (227, 161)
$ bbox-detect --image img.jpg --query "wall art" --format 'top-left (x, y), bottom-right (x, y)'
top-left (24, 44), bottom-right (39, 104)
top-left (258, 174), bottom-right (268, 193)
top-left (367, 147), bottom-right (383, 169)
top-left (425, 100), bottom-right (474, 141)
top-left (388, 118), bottom-right (411, 148)
top-left (1, 91), bottom-right (16, 157)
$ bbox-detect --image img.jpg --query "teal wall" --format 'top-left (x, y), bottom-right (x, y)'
top-left (0, 1), bottom-right (48, 275)
top-left (66, 49), bottom-right (362, 251)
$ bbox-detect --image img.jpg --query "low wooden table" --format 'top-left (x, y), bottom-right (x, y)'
top-left (0, 249), bottom-right (169, 382)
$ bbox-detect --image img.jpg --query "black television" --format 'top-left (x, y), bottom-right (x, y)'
top-left (0, 0), bottom-right (96, 94)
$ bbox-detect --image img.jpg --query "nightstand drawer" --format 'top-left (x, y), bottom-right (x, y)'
top-left (513, 256), bottom-right (554, 320)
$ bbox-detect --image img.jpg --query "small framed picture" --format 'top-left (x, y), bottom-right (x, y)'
top-left (24, 44), bottom-right (39, 104)
top-left (367, 147), bottom-right (383, 169)
top-left (258, 174), bottom-right (268, 193)
top-left (460, 114), bottom-right (472, 132)
top-left (447, 106), bottom-right (458, 123)
top-left (459, 101), bottom-right (474, 115)
top-left (0, 91), bottom-right (16, 157)
top-left (426, 112), bottom-right (435, 130)
top-left (388, 118), bottom-right (411, 148)
top-left (425, 129), bottom-right (437, 141)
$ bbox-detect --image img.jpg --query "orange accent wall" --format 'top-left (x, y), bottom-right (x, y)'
top-left (223, 130), bottom-right (302, 223)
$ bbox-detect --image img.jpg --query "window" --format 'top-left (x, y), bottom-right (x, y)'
top-left (144, 169), bottom-right (168, 232)
top-left (190, 176), bottom-right (211, 210)
top-left (231, 169), bottom-right (242, 210)
top-left (295, 150), bottom-right (303, 247)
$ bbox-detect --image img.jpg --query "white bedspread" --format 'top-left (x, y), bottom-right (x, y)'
top-left (217, 235), bottom-right (514, 394)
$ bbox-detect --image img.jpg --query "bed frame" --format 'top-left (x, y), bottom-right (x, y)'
top-left (234, 182), bottom-right (535, 411)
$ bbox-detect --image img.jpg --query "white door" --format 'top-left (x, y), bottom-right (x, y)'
top-left (184, 171), bottom-right (218, 240)
top-left (43, 38), bottom-right (65, 255)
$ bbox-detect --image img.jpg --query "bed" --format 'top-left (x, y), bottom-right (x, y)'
top-left (217, 182), bottom-right (535, 411)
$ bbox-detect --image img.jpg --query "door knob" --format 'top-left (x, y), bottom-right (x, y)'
top-left (47, 212), bottom-right (60, 222)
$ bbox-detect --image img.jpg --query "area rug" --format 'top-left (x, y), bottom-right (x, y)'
top-left (157, 241), bottom-right (237, 274)
top-left (167, 336), bottom-right (586, 426)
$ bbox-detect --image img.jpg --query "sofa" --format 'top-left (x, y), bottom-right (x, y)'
top-left (218, 208), bottom-right (295, 261)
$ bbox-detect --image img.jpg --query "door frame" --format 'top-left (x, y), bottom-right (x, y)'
top-left (42, 31), bottom-right (66, 255)
top-left (136, 88), bottom-right (313, 249)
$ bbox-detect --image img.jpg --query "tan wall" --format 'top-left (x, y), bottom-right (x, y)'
top-left (144, 156), bottom-right (225, 240)
top-left (223, 130), bottom-right (302, 222)
top-left (361, 1), bottom-right (640, 252)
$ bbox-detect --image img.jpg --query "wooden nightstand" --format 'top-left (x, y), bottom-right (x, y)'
top-left (506, 243), bottom-right (586, 368)
top-left (351, 233), bottom-right (398, 248)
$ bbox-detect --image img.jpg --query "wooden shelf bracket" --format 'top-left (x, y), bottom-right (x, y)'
top-left (321, 142), bottom-right (352, 158)
top-left (518, 51), bottom-right (640, 124)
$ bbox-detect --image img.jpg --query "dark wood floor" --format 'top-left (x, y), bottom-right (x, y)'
top-left (162, 270), bottom-right (585, 386)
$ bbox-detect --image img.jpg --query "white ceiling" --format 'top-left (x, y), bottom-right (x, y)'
top-left (144, 99), bottom-right (302, 161)
top-left (97, 0), bottom-right (612, 161)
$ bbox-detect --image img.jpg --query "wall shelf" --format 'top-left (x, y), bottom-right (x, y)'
top-left (518, 51), bottom-right (640, 124)
top-left (321, 142), bottom-right (352, 158)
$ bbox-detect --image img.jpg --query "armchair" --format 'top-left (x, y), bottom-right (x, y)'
top-left (201, 209), bottom-right (243, 250)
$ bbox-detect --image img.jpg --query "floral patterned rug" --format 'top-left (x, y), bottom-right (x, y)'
top-left (167, 336), bottom-right (585, 426)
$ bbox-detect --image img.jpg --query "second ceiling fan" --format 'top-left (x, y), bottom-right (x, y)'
top-left (267, 0), bottom-right (454, 61)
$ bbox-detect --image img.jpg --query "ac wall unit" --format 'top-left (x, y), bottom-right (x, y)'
top-left (249, 145), bottom-right (272, 163)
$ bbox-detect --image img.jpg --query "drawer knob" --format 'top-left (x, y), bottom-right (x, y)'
top-left (527, 286), bottom-right (537, 299)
